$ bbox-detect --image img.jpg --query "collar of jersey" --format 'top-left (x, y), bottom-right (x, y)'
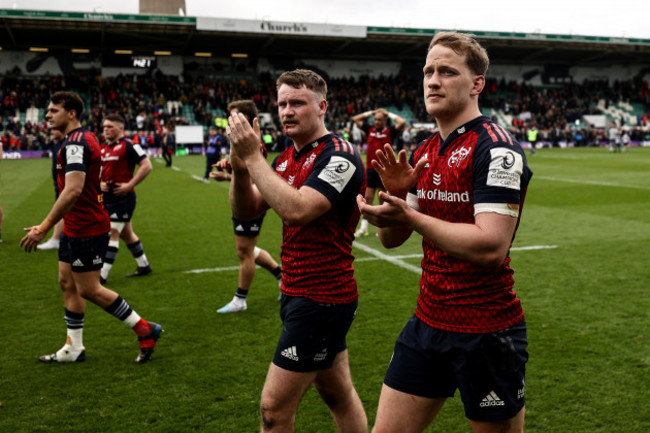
top-left (293, 133), bottom-right (331, 159)
top-left (438, 115), bottom-right (488, 154)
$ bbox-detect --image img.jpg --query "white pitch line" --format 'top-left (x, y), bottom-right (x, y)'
top-left (185, 265), bottom-right (240, 274)
top-left (535, 175), bottom-right (650, 191)
top-left (184, 245), bottom-right (556, 274)
top-left (352, 241), bottom-right (422, 274)
top-left (355, 253), bottom-right (423, 262)
top-left (511, 245), bottom-right (557, 251)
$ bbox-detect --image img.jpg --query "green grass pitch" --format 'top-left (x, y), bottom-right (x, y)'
top-left (0, 147), bottom-right (648, 432)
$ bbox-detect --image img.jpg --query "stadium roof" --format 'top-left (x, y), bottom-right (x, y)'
top-left (1, 10), bottom-right (650, 67)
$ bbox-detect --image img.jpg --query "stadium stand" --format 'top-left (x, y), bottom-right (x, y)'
top-left (2, 71), bottom-right (649, 152)
top-left (0, 11), bottom-right (649, 152)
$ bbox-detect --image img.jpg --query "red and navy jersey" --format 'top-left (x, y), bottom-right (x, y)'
top-left (362, 122), bottom-right (398, 170)
top-left (56, 127), bottom-right (110, 237)
top-left (408, 116), bottom-right (532, 333)
top-left (272, 133), bottom-right (366, 304)
top-left (101, 137), bottom-right (147, 192)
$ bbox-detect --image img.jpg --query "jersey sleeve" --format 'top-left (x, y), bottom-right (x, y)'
top-left (303, 140), bottom-right (364, 207)
top-left (64, 134), bottom-right (91, 174)
top-left (126, 139), bottom-right (147, 164)
top-left (472, 123), bottom-right (531, 206)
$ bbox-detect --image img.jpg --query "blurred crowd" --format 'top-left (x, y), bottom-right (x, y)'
top-left (1, 70), bottom-right (649, 153)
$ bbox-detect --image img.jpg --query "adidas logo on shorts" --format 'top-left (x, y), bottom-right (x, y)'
top-left (280, 346), bottom-right (299, 361)
top-left (480, 391), bottom-right (505, 407)
top-left (72, 259), bottom-right (84, 267)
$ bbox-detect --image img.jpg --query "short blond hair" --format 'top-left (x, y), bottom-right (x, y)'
top-left (428, 32), bottom-right (489, 76)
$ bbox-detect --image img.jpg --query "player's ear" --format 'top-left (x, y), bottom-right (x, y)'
top-left (470, 75), bottom-right (485, 96)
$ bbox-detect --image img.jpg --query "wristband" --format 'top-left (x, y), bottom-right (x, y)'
top-left (34, 218), bottom-right (54, 235)
top-left (388, 113), bottom-right (397, 120)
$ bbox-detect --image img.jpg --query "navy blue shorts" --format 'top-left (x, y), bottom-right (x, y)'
top-left (272, 296), bottom-right (358, 372)
top-left (103, 192), bottom-right (137, 222)
top-left (366, 168), bottom-right (384, 189)
top-left (58, 233), bottom-right (110, 273)
top-left (232, 213), bottom-right (266, 238)
top-left (384, 315), bottom-right (528, 422)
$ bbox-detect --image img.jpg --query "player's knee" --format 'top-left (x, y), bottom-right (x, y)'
top-left (260, 403), bottom-right (276, 430)
top-left (58, 275), bottom-right (74, 292)
top-left (260, 400), bottom-right (288, 430)
top-left (236, 246), bottom-right (254, 261)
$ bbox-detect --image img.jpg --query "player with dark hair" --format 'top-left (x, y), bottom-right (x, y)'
top-left (212, 99), bottom-right (282, 313)
top-left (351, 107), bottom-right (406, 238)
top-left (228, 69), bottom-right (367, 432)
top-left (20, 91), bottom-right (162, 364)
top-left (358, 32), bottom-right (532, 432)
top-left (99, 113), bottom-right (153, 284)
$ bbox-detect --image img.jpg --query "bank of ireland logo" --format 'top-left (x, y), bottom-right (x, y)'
top-left (447, 146), bottom-right (470, 168)
top-left (432, 173), bottom-right (441, 186)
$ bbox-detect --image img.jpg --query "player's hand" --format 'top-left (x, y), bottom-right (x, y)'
top-left (372, 143), bottom-right (426, 198)
top-left (112, 182), bottom-right (131, 196)
top-left (209, 171), bottom-right (229, 181)
top-left (357, 192), bottom-right (413, 228)
top-left (212, 158), bottom-right (232, 173)
top-left (20, 226), bottom-right (47, 253)
top-left (227, 113), bottom-right (262, 162)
